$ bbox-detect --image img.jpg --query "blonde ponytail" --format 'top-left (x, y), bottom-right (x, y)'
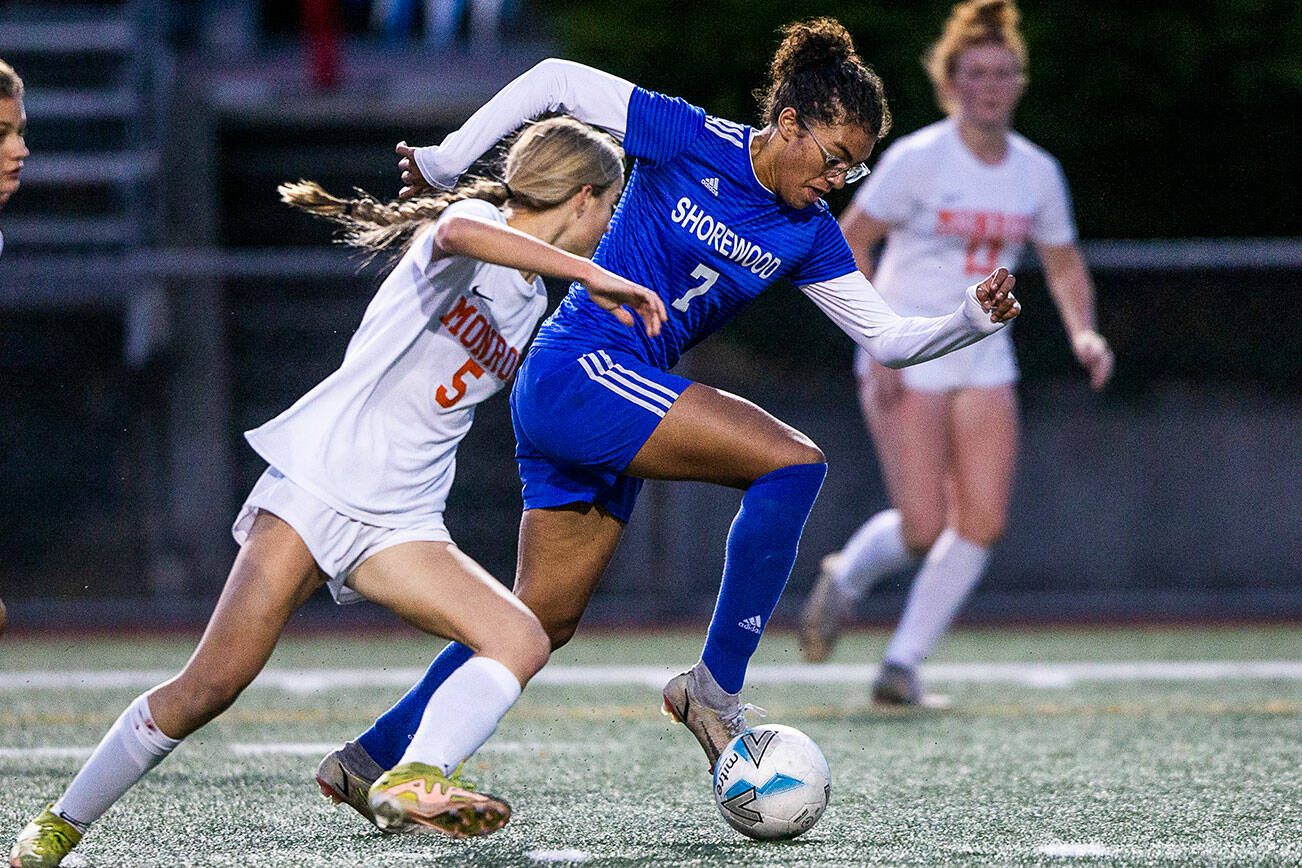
top-left (280, 115), bottom-right (623, 259)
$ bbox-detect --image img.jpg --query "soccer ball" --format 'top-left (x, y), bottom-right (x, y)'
top-left (712, 724), bottom-right (831, 840)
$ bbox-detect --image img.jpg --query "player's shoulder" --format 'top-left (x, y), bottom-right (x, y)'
top-left (699, 113), bottom-right (752, 152)
top-left (440, 196), bottom-right (506, 223)
top-left (879, 119), bottom-right (953, 162)
top-left (1007, 130), bottom-right (1063, 174)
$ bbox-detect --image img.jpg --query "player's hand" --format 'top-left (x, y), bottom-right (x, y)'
top-left (396, 141), bottom-right (433, 199)
top-left (1071, 329), bottom-right (1114, 390)
top-left (581, 265), bottom-right (667, 338)
top-left (975, 267), bottom-right (1020, 323)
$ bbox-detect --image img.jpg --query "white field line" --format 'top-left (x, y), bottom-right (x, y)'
top-left (0, 740), bottom-right (625, 761)
top-left (525, 850), bottom-right (593, 863)
top-left (1039, 843), bottom-right (1119, 857)
top-left (2, 661), bottom-right (1302, 694)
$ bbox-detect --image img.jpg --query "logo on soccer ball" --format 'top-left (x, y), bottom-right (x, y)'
top-left (712, 724), bottom-right (831, 841)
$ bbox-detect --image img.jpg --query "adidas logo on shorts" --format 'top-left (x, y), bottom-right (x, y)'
top-left (738, 614), bottom-right (763, 634)
top-left (700, 177), bottom-right (719, 197)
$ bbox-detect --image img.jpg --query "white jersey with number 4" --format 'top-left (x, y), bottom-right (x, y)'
top-left (246, 197), bottom-right (546, 527)
top-left (852, 118), bottom-right (1077, 390)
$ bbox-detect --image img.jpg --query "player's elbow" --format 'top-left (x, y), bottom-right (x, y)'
top-left (530, 57), bottom-right (579, 86)
top-left (432, 214), bottom-right (476, 256)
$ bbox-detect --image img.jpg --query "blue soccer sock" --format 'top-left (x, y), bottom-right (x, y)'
top-left (356, 641), bottom-right (475, 770)
top-left (701, 462), bottom-right (827, 694)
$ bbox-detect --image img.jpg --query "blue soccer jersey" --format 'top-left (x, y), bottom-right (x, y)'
top-left (530, 88), bottom-right (859, 371)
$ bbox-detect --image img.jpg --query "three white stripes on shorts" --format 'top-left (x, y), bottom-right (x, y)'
top-left (576, 350), bottom-right (680, 418)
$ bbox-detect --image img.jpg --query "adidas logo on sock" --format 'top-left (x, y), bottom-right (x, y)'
top-left (738, 614), bottom-right (763, 634)
top-left (700, 177), bottom-right (719, 197)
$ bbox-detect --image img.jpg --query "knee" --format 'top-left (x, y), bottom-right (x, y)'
top-left (954, 515), bottom-right (1005, 548)
top-left (544, 618), bottom-right (579, 651)
top-left (899, 517), bottom-right (942, 555)
top-left (783, 433), bottom-right (825, 469)
top-left (473, 609), bottom-right (551, 682)
top-left (507, 615), bottom-right (552, 680)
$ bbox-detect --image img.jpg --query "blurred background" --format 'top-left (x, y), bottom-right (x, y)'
top-left (0, 0), bottom-right (1299, 630)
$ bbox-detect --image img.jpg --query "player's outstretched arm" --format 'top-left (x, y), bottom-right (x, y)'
top-left (397, 59), bottom-right (636, 198)
top-left (799, 267), bottom-right (1020, 369)
top-left (433, 213), bottom-right (665, 336)
top-left (1037, 242), bottom-right (1113, 390)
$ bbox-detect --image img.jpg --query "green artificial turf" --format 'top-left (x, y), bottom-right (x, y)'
top-left (2, 625), bottom-right (1299, 866)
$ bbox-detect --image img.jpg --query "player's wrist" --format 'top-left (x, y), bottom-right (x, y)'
top-left (411, 146), bottom-right (457, 191)
top-left (962, 284), bottom-right (1004, 334)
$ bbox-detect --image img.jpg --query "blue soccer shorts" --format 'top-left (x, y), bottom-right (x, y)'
top-left (510, 347), bottom-right (693, 523)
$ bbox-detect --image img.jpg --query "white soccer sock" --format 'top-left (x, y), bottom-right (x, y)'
top-left (52, 693), bottom-right (181, 829)
top-left (833, 509), bottom-right (918, 600)
top-left (884, 528), bottom-right (990, 667)
top-left (398, 655), bottom-right (522, 775)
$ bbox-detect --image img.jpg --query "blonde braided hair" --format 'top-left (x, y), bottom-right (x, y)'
top-left (279, 116), bottom-right (623, 256)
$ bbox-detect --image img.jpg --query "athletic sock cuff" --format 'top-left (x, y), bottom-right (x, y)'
top-left (131, 693), bottom-right (182, 756)
top-left (464, 656), bottom-right (523, 703)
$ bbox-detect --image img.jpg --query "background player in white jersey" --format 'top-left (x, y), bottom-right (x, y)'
top-left (9, 117), bottom-right (667, 866)
top-left (800, 0), bottom-right (1114, 704)
top-left (0, 57), bottom-right (29, 638)
top-left (311, 18), bottom-right (1020, 821)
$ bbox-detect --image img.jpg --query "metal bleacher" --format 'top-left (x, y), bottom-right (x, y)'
top-left (0, 0), bottom-right (165, 253)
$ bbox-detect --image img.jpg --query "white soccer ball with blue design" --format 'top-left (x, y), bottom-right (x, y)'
top-left (712, 723), bottom-right (831, 840)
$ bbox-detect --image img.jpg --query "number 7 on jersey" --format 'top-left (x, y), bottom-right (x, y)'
top-left (672, 264), bottom-right (720, 312)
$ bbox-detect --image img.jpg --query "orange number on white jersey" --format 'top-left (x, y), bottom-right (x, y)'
top-left (964, 238), bottom-right (1004, 277)
top-left (436, 358), bottom-right (485, 408)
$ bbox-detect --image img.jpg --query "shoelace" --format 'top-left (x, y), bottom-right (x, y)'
top-left (447, 762), bottom-right (476, 792)
top-left (721, 702), bottom-right (768, 736)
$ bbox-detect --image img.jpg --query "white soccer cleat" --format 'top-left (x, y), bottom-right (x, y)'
top-left (799, 552), bottom-right (851, 663)
top-left (661, 664), bottom-right (765, 772)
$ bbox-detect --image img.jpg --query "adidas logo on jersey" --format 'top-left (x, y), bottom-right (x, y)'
top-left (738, 615), bottom-right (763, 635)
top-left (700, 177), bottom-right (719, 197)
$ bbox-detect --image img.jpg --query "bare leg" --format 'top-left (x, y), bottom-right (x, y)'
top-left (148, 512), bottom-right (325, 738)
top-left (625, 382), bottom-right (824, 485)
top-left (513, 503), bottom-right (627, 649)
top-left (350, 541), bottom-right (549, 683)
top-left (883, 385), bottom-right (1018, 671)
top-left (861, 372), bottom-right (951, 554)
top-left (45, 511), bottom-right (323, 832)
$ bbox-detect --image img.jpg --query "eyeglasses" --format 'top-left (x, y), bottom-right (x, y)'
top-left (800, 121), bottom-right (870, 183)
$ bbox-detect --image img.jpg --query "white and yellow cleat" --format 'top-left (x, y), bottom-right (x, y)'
top-left (9, 807), bottom-right (81, 868)
top-left (367, 762), bottom-right (511, 838)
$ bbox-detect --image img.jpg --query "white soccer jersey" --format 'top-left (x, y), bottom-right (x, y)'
top-left (246, 197), bottom-right (547, 527)
top-left (856, 118), bottom-right (1076, 318)
top-left (850, 119), bottom-right (1076, 390)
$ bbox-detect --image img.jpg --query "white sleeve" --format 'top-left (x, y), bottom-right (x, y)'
top-left (1030, 157), bottom-right (1078, 246)
top-left (799, 272), bottom-right (1005, 368)
top-left (413, 58), bottom-right (636, 190)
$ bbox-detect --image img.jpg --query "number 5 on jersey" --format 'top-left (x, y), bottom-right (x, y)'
top-left (436, 358), bottom-right (484, 408)
top-left (672, 264), bottom-right (720, 312)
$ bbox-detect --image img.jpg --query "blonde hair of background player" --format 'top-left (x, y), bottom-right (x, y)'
top-left (282, 115), bottom-right (623, 256)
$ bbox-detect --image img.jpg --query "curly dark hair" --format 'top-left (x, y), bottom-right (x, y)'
top-left (756, 17), bottom-right (891, 139)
